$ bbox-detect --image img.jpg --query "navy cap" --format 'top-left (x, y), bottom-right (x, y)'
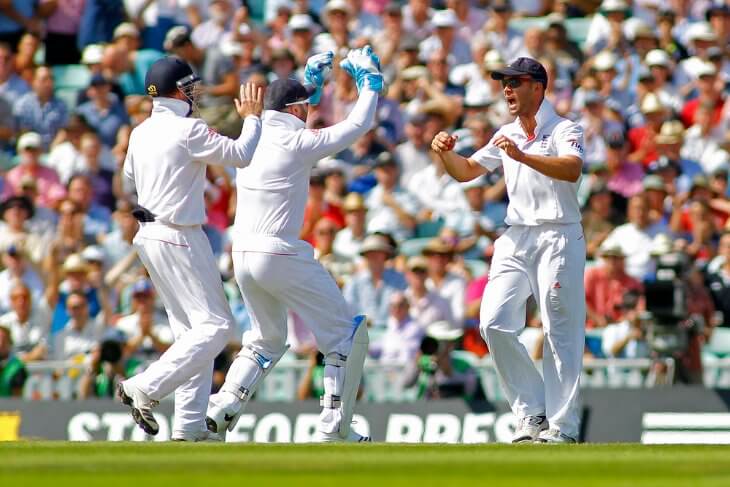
top-left (490, 57), bottom-right (548, 85)
top-left (264, 78), bottom-right (316, 111)
top-left (144, 56), bottom-right (199, 98)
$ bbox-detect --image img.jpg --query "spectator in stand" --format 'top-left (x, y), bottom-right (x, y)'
top-left (0, 325), bottom-right (27, 397)
top-left (0, 280), bottom-right (51, 362)
top-left (39, 0), bottom-right (85, 65)
top-left (0, 41), bottom-right (28, 106)
top-left (2, 132), bottom-right (66, 209)
top-left (585, 244), bottom-right (644, 329)
top-left (681, 60), bottom-right (725, 128)
top-left (343, 233), bottom-right (407, 329)
top-left (419, 10), bottom-right (471, 67)
top-left (708, 231), bottom-right (730, 328)
top-left (422, 237), bottom-right (465, 329)
top-left (628, 93), bottom-right (668, 168)
top-left (13, 66), bottom-right (68, 149)
top-left (365, 152), bottom-right (419, 242)
top-left (66, 173), bottom-right (112, 240)
top-left (394, 113), bottom-right (432, 187)
top-left (602, 194), bottom-right (662, 280)
top-left (643, 175), bottom-right (672, 230)
top-left (479, 0), bottom-right (521, 64)
top-left (408, 149), bottom-right (470, 227)
top-left (76, 132), bottom-right (116, 212)
top-left (582, 182), bottom-right (617, 261)
top-left (301, 170), bottom-right (344, 244)
top-left (371, 291), bottom-right (423, 364)
top-left (404, 256), bottom-right (453, 330)
top-left (0, 1), bottom-right (40, 50)
top-left (602, 290), bottom-right (651, 359)
top-left (50, 290), bottom-right (106, 360)
top-left (333, 192), bottom-right (368, 262)
top-left (312, 216), bottom-right (352, 286)
top-left (0, 245), bottom-right (44, 315)
top-left (0, 194), bottom-right (46, 266)
top-left (76, 74), bottom-right (130, 148)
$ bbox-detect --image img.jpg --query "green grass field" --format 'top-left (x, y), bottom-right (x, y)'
top-left (2, 443), bottom-right (730, 487)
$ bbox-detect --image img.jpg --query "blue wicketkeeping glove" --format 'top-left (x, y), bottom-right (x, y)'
top-left (304, 51), bottom-right (334, 105)
top-left (339, 45), bottom-right (385, 94)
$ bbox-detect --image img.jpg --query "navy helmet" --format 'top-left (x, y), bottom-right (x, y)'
top-left (144, 56), bottom-right (200, 99)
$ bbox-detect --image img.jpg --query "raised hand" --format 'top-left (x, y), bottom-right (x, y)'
top-left (234, 82), bottom-right (264, 118)
top-left (340, 45), bottom-right (384, 93)
top-left (304, 51), bottom-right (334, 105)
top-left (431, 131), bottom-right (458, 153)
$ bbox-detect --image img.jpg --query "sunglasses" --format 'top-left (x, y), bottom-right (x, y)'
top-left (501, 77), bottom-right (533, 89)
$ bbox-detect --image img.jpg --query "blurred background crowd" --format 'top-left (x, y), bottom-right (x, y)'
top-left (2, 0), bottom-right (730, 402)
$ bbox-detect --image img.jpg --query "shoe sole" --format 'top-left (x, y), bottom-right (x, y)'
top-left (205, 416), bottom-right (219, 434)
top-left (117, 383), bottom-right (159, 436)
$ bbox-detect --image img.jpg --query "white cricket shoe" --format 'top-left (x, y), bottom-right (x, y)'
top-left (512, 415), bottom-right (548, 443)
top-left (314, 426), bottom-right (372, 443)
top-left (535, 428), bottom-right (577, 444)
top-left (117, 381), bottom-right (160, 436)
top-left (171, 430), bottom-right (223, 442)
top-left (205, 391), bottom-right (241, 434)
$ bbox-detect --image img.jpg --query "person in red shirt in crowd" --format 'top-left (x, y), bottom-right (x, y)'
top-left (672, 175), bottom-right (727, 240)
top-left (584, 244), bottom-right (644, 329)
top-left (680, 61), bottom-right (725, 128)
top-left (462, 272), bottom-right (488, 357)
top-left (301, 169), bottom-right (345, 244)
top-left (628, 93), bottom-right (667, 168)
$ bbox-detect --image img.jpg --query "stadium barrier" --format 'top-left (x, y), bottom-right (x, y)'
top-left (21, 357), bottom-right (677, 402)
top-left (3, 388), bottom-right (730, 443)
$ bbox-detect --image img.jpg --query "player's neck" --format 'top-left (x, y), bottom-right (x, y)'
top-left (518, 99), bottom-right (543, 138)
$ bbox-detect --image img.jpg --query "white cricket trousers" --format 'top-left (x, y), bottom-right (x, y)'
top-left (130, 222), bottom-right (235, 436)
top-left (232, 247), bottom-right (354, 359)
top-left (481, 223), bottom-right (586, 438)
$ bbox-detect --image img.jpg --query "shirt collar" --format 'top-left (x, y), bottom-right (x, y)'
top-left (520, 98), bottom-right (557, 139)
top-left (263, 109), bottom-right (305, 130)
top-left (152, 97), bottom-right (190, 117)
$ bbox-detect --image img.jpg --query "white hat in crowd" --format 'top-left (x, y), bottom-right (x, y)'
top-left (645, 49), bottom-right (671, 68)
top-left (432, 9), bottom-right (458, 28)
top-left (113, 22), bottom-right (139, 40)
top-left (289, 14), bottom-right (315, 31)
top-left (17, 132), bottom-right (42, 151)
top-left (686, 22), bottom-right (717, 43)
top-left (593, 51), bottom-right (617, 71)
top-left (81, 44), bottom-right (104, 65)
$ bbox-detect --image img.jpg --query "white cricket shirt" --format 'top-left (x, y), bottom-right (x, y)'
top-left (232, 89), bottom-right (378, 254)
top-left (471, 100), bottom-right (584, 226)
top-left (123, 97), bottom-right (261, 226)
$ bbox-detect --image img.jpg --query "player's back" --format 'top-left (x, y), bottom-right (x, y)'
top-left (124, 100), bottom-right (207, 226)
top-left (233, 110), bottom-right (314, 254)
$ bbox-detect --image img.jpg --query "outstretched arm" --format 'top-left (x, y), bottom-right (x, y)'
top-left (431, 131), bottom-right (489, 182)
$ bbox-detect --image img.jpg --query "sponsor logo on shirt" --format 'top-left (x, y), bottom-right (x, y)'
top-left (540, 134), bottom-right (550, 150)
top-left (567, 138), bottom-right (583, 153)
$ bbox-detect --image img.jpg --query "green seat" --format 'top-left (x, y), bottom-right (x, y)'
top-left (52, 64), bottom-right (90, 90)
top-left (399, 237), bottom-right (432, 257)
top-left (414, 218), bottom-right (444, 238)
top-left (55, 87), bottom-right (79, 111)
top-left (705, 328), bottom-right (730, 358)
top-left (464, 259), bottom-right (488, 278)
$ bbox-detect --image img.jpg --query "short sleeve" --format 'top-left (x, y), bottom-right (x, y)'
top-left (471, 133), bottom-right (503, 171)
top-left (554, 121), bottom-right (585, 161)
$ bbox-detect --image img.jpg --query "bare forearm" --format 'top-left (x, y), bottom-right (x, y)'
top-left (437, 151), bottom-right (487, 182)
top-left (517, 153), bottom-right (581, 182)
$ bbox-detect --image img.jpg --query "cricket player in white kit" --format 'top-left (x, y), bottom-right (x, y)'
top-left (432, 58), bottom-right (586, 443)
top-left (205, 47), bottom-right (384, 442)
top-left (118, 56), bottom-right (264, 440)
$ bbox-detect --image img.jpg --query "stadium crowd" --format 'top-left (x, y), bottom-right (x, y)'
top-left (2, 0), bottom-right (730, 400)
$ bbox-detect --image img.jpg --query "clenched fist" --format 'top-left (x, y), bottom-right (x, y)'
top-left (431, 131), bottom-right (458, 153)
top-left (235, 82), bottom-right (264, 118)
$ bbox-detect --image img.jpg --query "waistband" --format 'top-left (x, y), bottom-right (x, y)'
top-left (139, 221), bottom-right (201, 231)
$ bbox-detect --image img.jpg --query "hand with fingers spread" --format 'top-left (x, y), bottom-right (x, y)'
top-left (234, 82), bottom-right (264, 118)
top-left (431, 131), bottom-right (458, 154)
top-left (493, 134), bottom-right (524, 162)
top-left (304, 51), bottom-right (334, 105)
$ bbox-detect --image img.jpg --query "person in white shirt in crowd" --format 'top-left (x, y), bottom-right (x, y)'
top-left (349, 0), bottom-right (383, 40)
top-left (365, 152), bottom-right (420, 242)
top-left (419, 10), bottom-right (472, 67)
top-left (404, 256), bottom-right (454, 330)
top-left (401, 0), bottom-right (434, 42)
top-left (116, 279), bottom-right (173, 369)
top-left (645, 49), bottom-right (682, 112)
top-left (447, 176), bottom-right (502, 259)
top-left (602, 290), bottom-right (652, 359)
top-left (51, 291), bottom-right (107, 361)
top-left (394, 113), bottom-right (432, 188)
top-left (0, 280), bottom-right (51, 362)
top-left (478, 0), bottom-right (523, 65)
top-left (446, 0), bottom-right (488, 39)
top-left (421, 238), bottom-right (465, 330)
top-left (0, 245), bottom-right (44, 315)
top-left (602, 194), bottom-right (665, 281)
top-left (191, 0), bottom-right (238, 50)
top-left (206, 48), bottom-right (384, 443)
top-left (333, 192), bottom-right (368, 262)
top-left (117, 56), bottom-right (263, 441)
top-left (0, 195), bottom-right (45, 263)
top-left (431, 57), bottom-right (586, 443)
top-left (407, 148), bottom-right (470, 226)
top-left (374, 291), bottom-right (424, 364)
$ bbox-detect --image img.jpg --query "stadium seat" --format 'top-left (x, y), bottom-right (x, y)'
top-left (55, 87), bottom-right (80, 111)
top-left (249, 0), bottom-right (266, 24)
top-left (464, 259), bottom-right (488, 278)
top-left (705, 328), bottom-right (730, 358)
top-left (399, 237), bottom-right (432, 257)
top-left (52, 64), bottom-right (90, 90)
top-left (414, 218), bottom-right (444, 238)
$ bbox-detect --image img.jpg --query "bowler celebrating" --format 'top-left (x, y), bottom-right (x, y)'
top-left (118, 56), bottom-right (263, 440)
top-left (206, 47), bottom-right (383, 442)
top-left (431, 57), bottom-right (586, 443)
